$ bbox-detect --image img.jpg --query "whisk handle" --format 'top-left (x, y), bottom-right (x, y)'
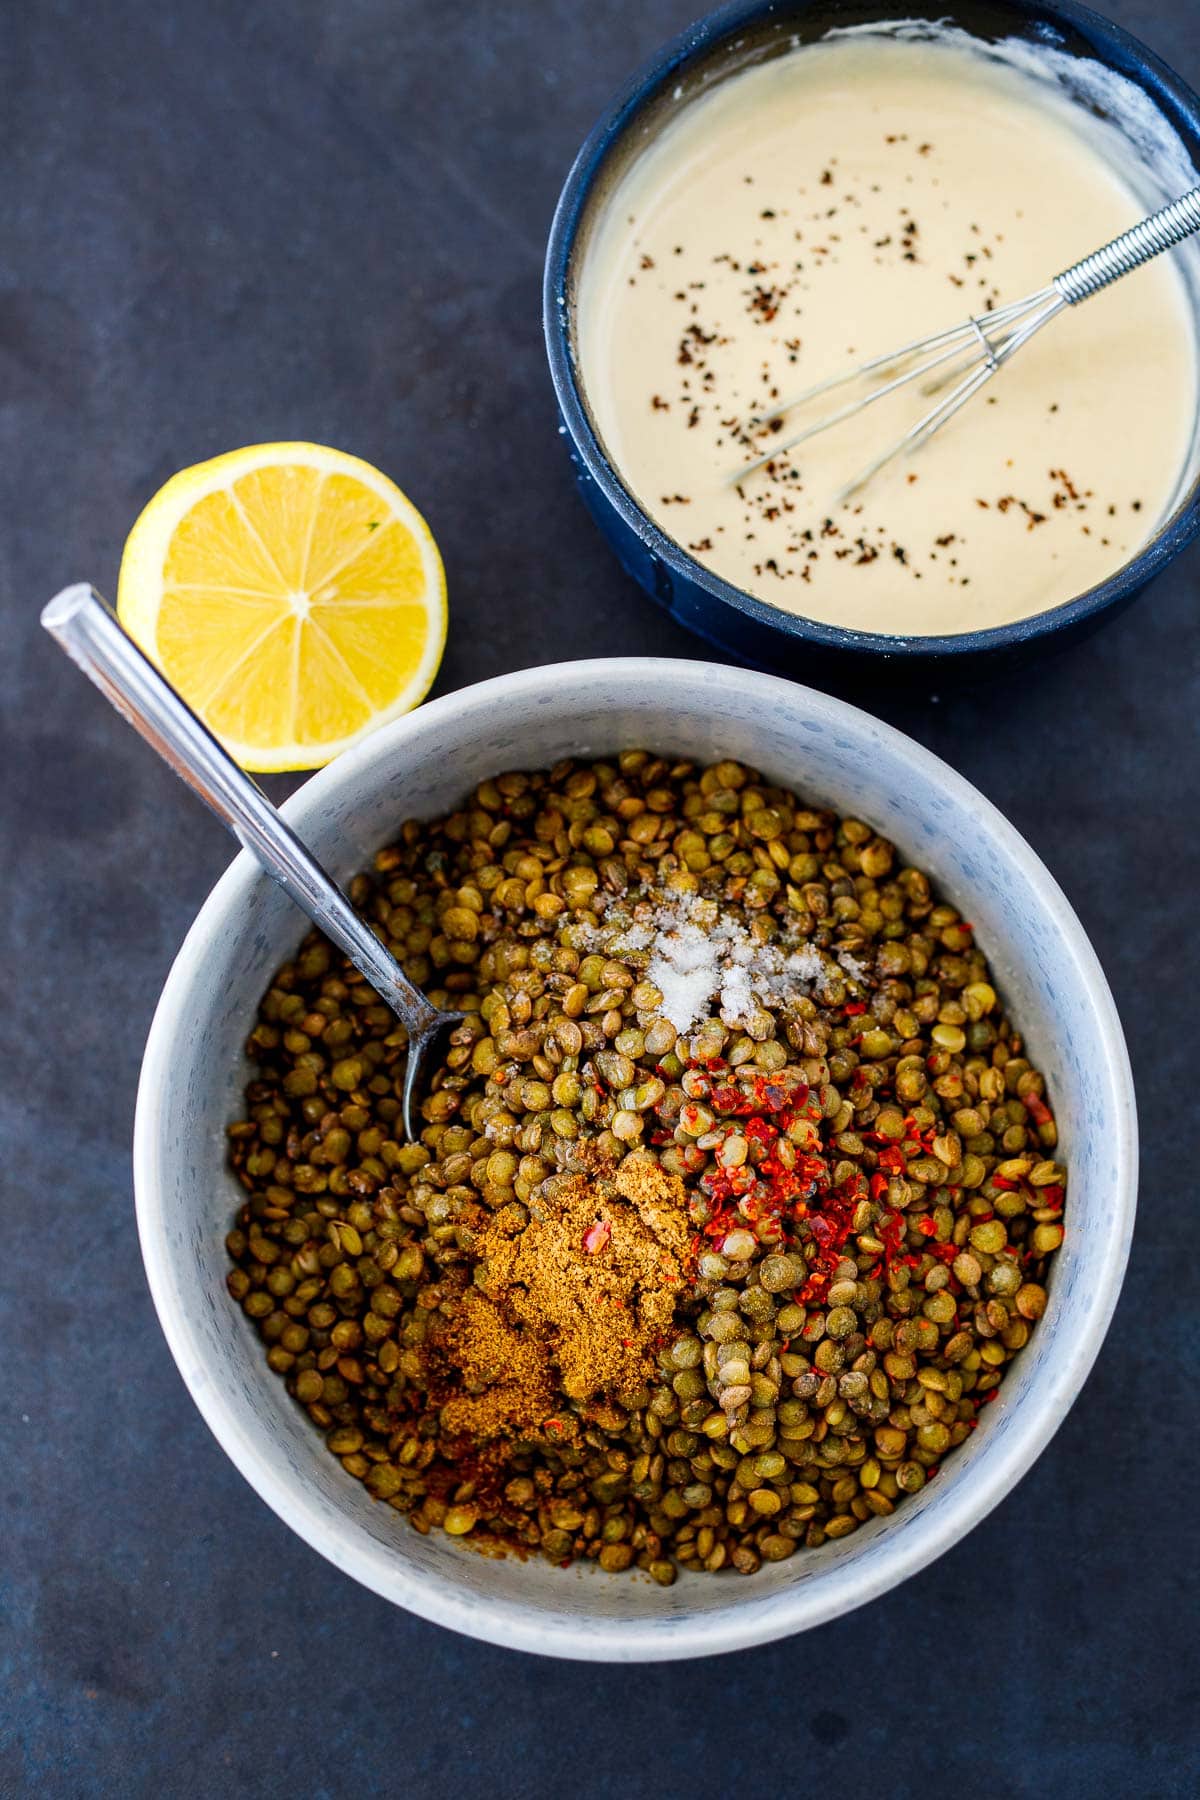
top-left (1054, 185), bottom-right (1200, 304)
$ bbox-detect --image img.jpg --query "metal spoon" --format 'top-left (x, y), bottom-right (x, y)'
top-left (41, 583), bottom-right (463, 1141)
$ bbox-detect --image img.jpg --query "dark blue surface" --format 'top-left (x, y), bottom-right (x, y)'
top-left (546, 0), bottom-right (1200, 675)
top-left (1, 2), bottom-right (1198, 1795)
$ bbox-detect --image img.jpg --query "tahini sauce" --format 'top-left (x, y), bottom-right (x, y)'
top-left (577, 34), bottom-right (1199, 634)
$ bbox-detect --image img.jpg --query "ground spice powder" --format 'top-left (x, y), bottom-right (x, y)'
top-left (440, 1159), bottom-right (690, 1438)
top-left (438, 1288), bottom-right (559, 1443)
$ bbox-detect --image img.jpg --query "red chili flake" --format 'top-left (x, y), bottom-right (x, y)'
top-left (844, 1001), bottom-right (867, 1016)
top-left (1024, 1090), bottom-right (1053, 1126)
top-left (1039, 1183), bottom-right (1065, 1208)
top-left (916, 1216), bottom-right (938, 1237)
top-left (878, 1212), bottom-right (905, 1258)
top-left (703, 1164), bottom-right (757, 1208)
top-left (679, 1056), bottom-right (940, 1304)
top-left (991, 1175), bottom-right (1018, 1191)
top-left (582, 1220), bottom-right (612, 1255)
top-left (763, 1076), bottom-right (805, 1110)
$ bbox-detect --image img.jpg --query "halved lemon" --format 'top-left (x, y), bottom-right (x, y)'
top-left (117, 442), bottom-right (447, 772)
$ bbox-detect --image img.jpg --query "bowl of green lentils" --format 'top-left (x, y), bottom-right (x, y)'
top-left (134, 658), bottom-right (1136, 1661)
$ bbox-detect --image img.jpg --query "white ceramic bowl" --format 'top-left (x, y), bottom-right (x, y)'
top-left (134, 658), bottom-right (1136, 1661)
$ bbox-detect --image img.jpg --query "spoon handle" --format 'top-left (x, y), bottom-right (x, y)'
top-left (40, 584), bottom-right (441, 1038)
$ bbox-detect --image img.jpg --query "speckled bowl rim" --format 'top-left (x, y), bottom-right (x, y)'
top-left (543, 0), bottom-right (1200, 660)
top-left (133, 659), bottom-right (1136, 1660)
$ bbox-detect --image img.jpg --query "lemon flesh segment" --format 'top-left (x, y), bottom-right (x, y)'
top-left (116, 443), bottom-right (446, 772)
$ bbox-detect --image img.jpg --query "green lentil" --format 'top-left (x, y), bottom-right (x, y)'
top-left (225, 752), bottom-right (1066, 1583)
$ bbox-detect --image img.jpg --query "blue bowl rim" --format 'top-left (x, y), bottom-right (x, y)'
top-left (543, 0), bottom-right (1200, 659)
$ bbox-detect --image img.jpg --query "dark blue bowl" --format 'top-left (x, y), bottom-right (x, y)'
top-left (544, 0), bottom-right (1200, 675)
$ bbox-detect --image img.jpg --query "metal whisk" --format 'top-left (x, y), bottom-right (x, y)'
top-left (738, 185), bottom-right (1200, 497)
